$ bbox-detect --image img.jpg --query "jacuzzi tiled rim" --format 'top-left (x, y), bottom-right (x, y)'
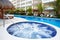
top-left (7, 22), bottom-right (57, 39)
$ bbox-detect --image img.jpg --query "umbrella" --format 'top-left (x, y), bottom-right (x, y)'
top-left (0, 0), bottom-right (15, 9)
top-left (45, 7), bottom-right (54, 10)
top-left (0, 0), bottom-right (15, 19)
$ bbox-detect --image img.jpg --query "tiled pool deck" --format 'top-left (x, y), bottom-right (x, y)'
top-left (0, 17), bottom-right (60, 40)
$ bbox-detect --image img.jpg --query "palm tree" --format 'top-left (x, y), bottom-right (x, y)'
top-left (26, 7), bottom-right (32, 13)
top-left (0, 0), bottom-right (14, 19)
top-left (37, 2), bottom-right (43, 14)
top-left (26, 7), bottom-right (33, 16)
top-left (54, 0), bottom-right (60, 18)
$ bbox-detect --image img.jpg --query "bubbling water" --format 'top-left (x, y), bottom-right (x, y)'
top-left (7, 22), bottom-right (57, 39)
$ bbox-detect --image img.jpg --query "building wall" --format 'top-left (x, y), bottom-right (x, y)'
top-left (10, 0), bottom-right (55, 9)
top-left (10, 0), bottom-right (42, 10)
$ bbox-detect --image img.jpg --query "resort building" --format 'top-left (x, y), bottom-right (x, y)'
top-left (9, 0), bottom-right (17, 8)
top-left (10, 0), bottom-right (56, 17)
top-left (10, 0), bottom-right (42, 10)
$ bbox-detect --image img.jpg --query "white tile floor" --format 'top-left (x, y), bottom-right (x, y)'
top-left (0, 17), bottom-right (60, 40)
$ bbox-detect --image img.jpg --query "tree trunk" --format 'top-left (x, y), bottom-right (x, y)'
top-left (0, 9), bottom-right (3, 19)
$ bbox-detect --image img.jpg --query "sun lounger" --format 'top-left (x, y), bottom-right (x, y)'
top-left (4, 14), bottom-right (14, 19)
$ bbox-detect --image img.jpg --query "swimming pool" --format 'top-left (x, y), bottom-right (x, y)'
top-left (15, 15), bottom-right (60, 28)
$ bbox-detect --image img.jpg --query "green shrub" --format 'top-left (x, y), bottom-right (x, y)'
top-left (56, 15), bottom-right (60, 18)
top-left (28, 13), bottom-right (33, 16)
top-left (5, 10), bottom-right (14, 14)
top-left (20, 12), bottom-right (26, 15)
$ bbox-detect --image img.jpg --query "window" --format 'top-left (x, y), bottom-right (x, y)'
top-left (26, 1), bottom-right (32, 4)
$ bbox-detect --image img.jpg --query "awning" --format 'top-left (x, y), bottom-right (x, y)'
top-left (0, 0), bottom-right (15, 19)
top-left (0, 0), bottom-right (15, 9)
top-left (45, 7), bottom-right (54, 10)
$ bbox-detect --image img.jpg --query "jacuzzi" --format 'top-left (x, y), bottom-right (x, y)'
top-left (5, 21), bottom-right (59, 40)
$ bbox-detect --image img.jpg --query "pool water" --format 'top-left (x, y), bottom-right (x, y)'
top-left (7, 22), bottom-right (57, 39)
top-left (15, 15), bottom-right (60, 28)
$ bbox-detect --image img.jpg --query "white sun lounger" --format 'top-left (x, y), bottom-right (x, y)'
top-left (4, 14), bottom-right (14, 19)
